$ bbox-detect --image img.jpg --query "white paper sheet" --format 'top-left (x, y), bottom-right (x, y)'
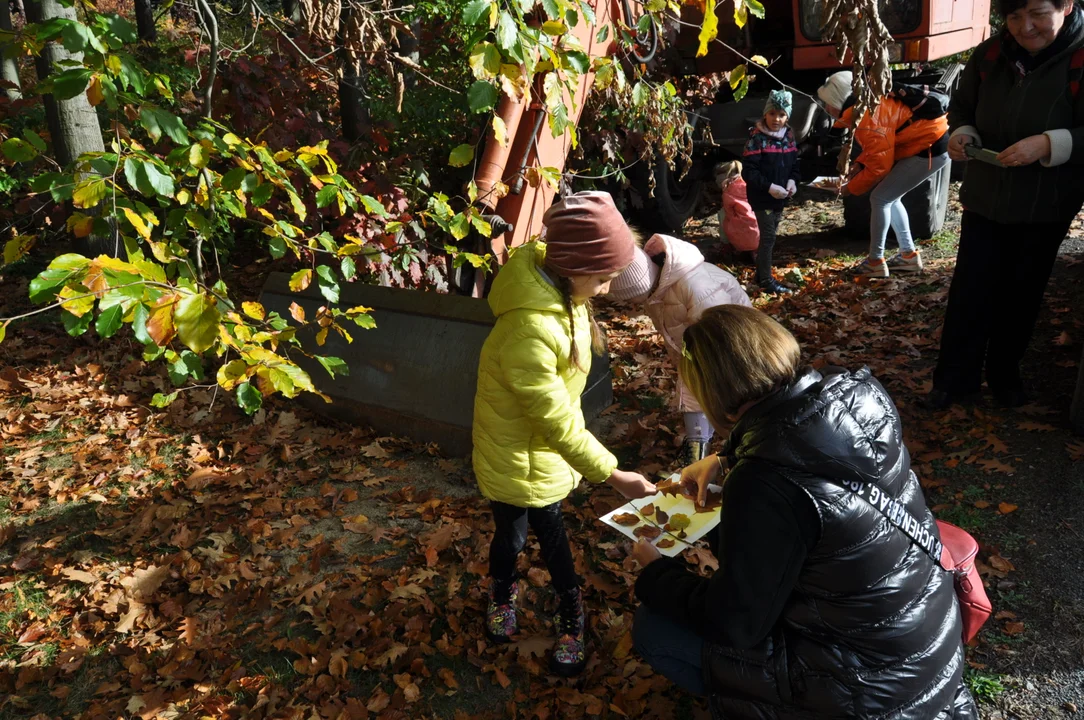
top-left (599, 474), bottom-right (722, 557)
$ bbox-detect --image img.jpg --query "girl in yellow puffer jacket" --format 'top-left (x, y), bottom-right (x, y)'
top-left (473, 191), bottom-right (656, 677)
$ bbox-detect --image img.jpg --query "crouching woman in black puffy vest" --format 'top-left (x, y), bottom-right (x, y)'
top-left (630, 305), bottom-right (978, 719)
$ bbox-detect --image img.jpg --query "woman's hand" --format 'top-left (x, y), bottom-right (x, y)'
top-left (681, 454), bottom-right (725, 508)
top-left (948, 133), bottom-right (973, 162)
top-left (997, 135), bottom-right (1051, 167)
top-left (607, 469), bottom-right (657, 499)
top-left (632, 538), bottom-right (662, 568)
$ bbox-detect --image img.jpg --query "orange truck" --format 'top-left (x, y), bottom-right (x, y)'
top-left (459, 0), bottom-right (990, 295)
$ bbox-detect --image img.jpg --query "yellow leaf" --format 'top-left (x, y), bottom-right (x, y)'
top-left (57, 285), bottom-right (94, 317)
top-left (542, 20), bottom-right (567, 35)
top-left (668, 513), bottom-right (691, 531)
top-left (697, 0), bottom-right (718, 57)
top-left (241, 301), bottom-right (265, 321)
top-left (176, 188), bottom-right (191, 206)
top-left (734, 0), bottom-right (748, 28)
top-left (87, 75), bottom-right (104, 106)
top-left (72, 177), bottom-right (107, 209)
top-left (492, 115), bottom-right (508, 148)
top-left (3, 234), bottom-right (35, 265)
top-left (121, 207), bottom-right (152, 241)
top-left (751, 54), bottom-right (769, 66)
top-left (729, 63), bottom-right (747, 90)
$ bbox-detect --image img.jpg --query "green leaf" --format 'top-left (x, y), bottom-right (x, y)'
top-left (105, 14), bottom-right (138, 43)
top-left (316, 184), bottom-right (339, 209)
top-left (72, 177), bottom-right (107, 209)
top-left (139, 107), bottom-right (189, 144)
top-left (174, 292), bottom-right (220, 353)
top-left (462, 0), bottom-right (491, 24)
top-left (729, 63), bottom-right (747, 90)
top-left (23, 129), bottom-right (47, 152)
top-left (341, 256), bottom-right (357, 280)
top-left (61, 22), bottom-right (106, 55)
top-left (95, 303), bottom-right (124, 338)
top-left (61, 309), bottom-right (92, 337)
top-left (733, 74), bottom-right (750, 102)
top-left (542, 0), bottom-right (559, 18)
top-left (578, 0), bottom-right (596, 24)
top-left (188, 143), bottom-right (210, 169)
top-left (0, 322), bottom-right (5, 345)
top-left (468, 80), bottom-right (499, 113)
top-left (316, 265), bottom-right (340, 303)
top-left (252, 182), bottom-right (274, 206)
top-left (51, 68), bottom-right (93, 100)
top-left (746, 0), bottom-right (766, 18)
top-left (151, 391), bottom-right (179, 408)
top-left (448, 144), bottom-right (475, 168)
top-left (595, 25), bottom-right (609, 43)
top-left (469, 42), bottom-right (502, 80)
top-left (169, 350), bottom-right (204, 384)
top-left (124, 158), bottom-right (175, 198)
top-left (133, 302), bottom-right (152, 344)
top-left (564, 51), bottom-right (590, 75)
top-left (2, 138), bottom-right (37, 163)
top-left (632, 80), bottom-right (650, 107)
top-left (236, 382), bottom-right (262, 414)
top-left (637, 13), bottom-right (653, 35)
top-left (316, 355), bottom-right (349, 378)
top-left (449, 212), bottom-right (471, 240)
top-left (360, 195), bottom-right (388, 217)
top-left (496, 11), bottom-right (517, 50)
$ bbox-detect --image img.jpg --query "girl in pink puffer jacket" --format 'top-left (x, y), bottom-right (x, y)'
top-left (608, 233), bottom-right (752, 465)
top-left (715, 160), bottom-right (760, 256)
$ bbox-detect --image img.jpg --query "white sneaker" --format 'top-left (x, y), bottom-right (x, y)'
top-left (887, 251), bottom-right (924, 273)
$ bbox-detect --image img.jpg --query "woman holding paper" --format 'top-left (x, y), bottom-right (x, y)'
top-left (629, 306), bottom-right (977, 718)
top-left (931, 0), bottom-right (1084, 409)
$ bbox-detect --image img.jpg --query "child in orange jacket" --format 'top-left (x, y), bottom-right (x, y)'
top-left (714, 161), bottom-right (759, 260)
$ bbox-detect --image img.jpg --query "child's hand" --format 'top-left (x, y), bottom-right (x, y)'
top-left (786, 179), bottom-right (797, 197)
top-left (768, 184), bottom-right (789, 200)
top-left (681, 454), bottom-right (725, 508)
top-left (631, 539), bottom-right (662, 568)
top-left (607, 469), bottom-right (657, 499)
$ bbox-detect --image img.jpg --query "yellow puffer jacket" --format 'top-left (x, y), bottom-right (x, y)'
top-left (473, 241), bottom-right (618, 507)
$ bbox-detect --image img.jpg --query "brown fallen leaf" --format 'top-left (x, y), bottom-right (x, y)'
top-left (633, 526), bottom-right (661, 540)
top-left (640, 504), bottom-right (655, 517)
top-left (612, 512), bottom-right (640, 526)
top-left (994, 610), bottom-right (1017, 621)
top-left (1017, 420), bottom-right (1056, 432)
top-left (656, 538), bottom-right (676, 549)
top-left (998, 502), bottom-right (1018, 515)
top-left (655, 508), bottom-right (669, 525)
top-left (988, 555), bottom-right (1015, 573)
top-left (120, 566), bottom-right (170, 601)
top-left (1003, 621), bottom-right (1025, 635)
top-left (61, 567), bottom-right (97, 584)
top-left (973, 500), bottom-right (990, 509)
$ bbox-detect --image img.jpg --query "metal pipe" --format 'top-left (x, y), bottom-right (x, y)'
top-left (474, 90), bottom-right (528, 211)
top-left (510, 104), bottom-right (546, 195)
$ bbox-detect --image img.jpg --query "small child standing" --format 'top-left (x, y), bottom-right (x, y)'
top-left (742, 89), bottom-right (801, 295)
top-left (473, 191), bottom-right (656, 677)
top-left (714, 160), bottom-right (759, 261)
top-left (607, 232), bottom-right (752, 465)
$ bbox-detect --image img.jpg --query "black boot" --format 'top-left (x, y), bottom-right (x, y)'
top-left (759, 277), bottom-right (794, 295)
top-left (550, 587), bottom-right (587, 677)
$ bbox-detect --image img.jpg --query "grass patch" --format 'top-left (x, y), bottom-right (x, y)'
top-left (965, 669), bottom-right (1007, 703)
top-left (934, 504), bottom-right (994, 534)
top-left (919, 229), bottom-right (958, 258)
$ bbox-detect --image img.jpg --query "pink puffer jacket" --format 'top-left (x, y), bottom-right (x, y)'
top-left (642, 234), bottom-right (752, 413)
top-left (721, 178), bottom-right (759, 252)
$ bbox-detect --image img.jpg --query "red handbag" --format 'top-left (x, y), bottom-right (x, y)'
top-left (937, 520), bottom-right (993, 643)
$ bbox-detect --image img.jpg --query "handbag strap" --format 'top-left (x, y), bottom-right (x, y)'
top-left (834, 475), bottom-right (948, 572)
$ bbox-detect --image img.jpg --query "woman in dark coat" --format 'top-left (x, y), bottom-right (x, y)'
top-left (932, 0), bottom-right (1084, 408)
top-left (630, 305), bottom-right (977, 718)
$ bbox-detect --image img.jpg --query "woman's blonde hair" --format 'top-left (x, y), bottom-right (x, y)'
top-left (679, 305), bottom-right (801, 427)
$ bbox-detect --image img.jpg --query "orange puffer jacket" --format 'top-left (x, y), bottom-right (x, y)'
top-left (839, 97), bottom-right (948, 196)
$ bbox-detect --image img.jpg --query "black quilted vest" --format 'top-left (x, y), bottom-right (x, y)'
top-left (706, 368), bottom-right (971, 719)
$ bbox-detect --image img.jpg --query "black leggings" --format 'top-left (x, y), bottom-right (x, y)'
top-left (488, 500), bottom-right (580, 593)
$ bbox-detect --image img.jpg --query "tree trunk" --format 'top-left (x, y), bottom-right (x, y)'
top-left (9, 0), bottom-right (21, 16)
top-left (337, 0), bottom-right (368, 143)
top-left (25, 0), bottom-right (118, 258)
top-left (135, 0), bottom-right (157, 41)
top-left (1, 0), bottom-right (21, 100)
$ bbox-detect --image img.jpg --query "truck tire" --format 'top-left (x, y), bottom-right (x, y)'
top-left (638, 154), bottom-right (704, 232)
top-left (843, 162), bottom-right (951, 241)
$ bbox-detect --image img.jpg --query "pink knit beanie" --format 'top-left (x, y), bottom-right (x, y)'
top-left (608, 247), bottom-right (660, 302)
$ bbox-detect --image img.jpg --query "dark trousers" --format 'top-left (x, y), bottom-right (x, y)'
top-left (489, 500), bottom-right (580, 593)
top-left (754, 207), bottom-right (781, 284)
top-left (933, 210), bottom-right (1071, 395)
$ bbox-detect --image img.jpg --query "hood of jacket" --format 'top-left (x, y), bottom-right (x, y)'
top-left (487, 242), bottom-right (565, 318)
top-left (643, 234), bottom-right (704, 302)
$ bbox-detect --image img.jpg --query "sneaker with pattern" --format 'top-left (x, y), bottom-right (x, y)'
top-left (486, 579), bottom-right (519, 644)
top-left (853, 257), bottom-right (889, 278)
top-left (550, 587), bottom-right (587, 677)
top-left (887, 250), bottom-right (924, 273)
